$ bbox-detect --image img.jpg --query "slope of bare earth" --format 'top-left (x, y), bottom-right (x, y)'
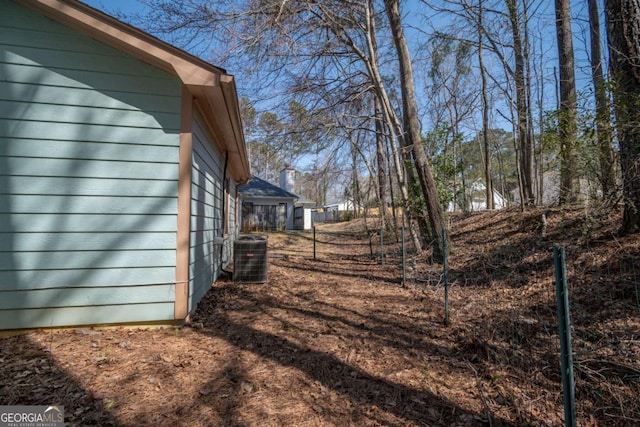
top-left (1, 205), bottom-right (638, 426)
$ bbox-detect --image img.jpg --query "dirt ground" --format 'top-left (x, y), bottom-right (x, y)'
top-left (1, 205), bottom-right (639, 426)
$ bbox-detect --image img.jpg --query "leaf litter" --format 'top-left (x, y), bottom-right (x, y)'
top-left (0, 205), bottom-right (638, 426)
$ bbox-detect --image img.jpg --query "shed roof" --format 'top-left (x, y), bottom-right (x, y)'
top-left (239, 176), bottom-right (299, 200)
top-left (16, 0), bottom-right (250, 182)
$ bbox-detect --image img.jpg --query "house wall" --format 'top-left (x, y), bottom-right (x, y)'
top-left (188, 110), bottom-right (231, 313)
top-left (0, 1), bottom-right (182, 329)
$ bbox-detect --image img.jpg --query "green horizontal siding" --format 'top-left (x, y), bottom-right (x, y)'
top-left (222, 180), bottom-right (238, 264)
top-left (2, 43), bottom-right (175, 83)
top-left (0, 267), bottom-right (176, 290)
top-left (2, 249), bottom-right (175, 271)
top-left (0, 0), bottom-right (184, 328)
top-left (0, 138), bottom-right (179, 163)
top-left (0, 303), bottom-right (175, 330)
top-left (1, 62), bottom-right (179, 110)
top-left (0, 100), bottom-right (179, 129)
top-left (0, 214), bottom-right (177, 232)
top-left (190, 195), bottom-right (220, 220)
top-left (0, 284), bottom-right (175, 310)
top-left (3, 14), bottom-right (136, 53)
top-left (0, 231), bottom-right (176, 252)
top-left (0, 119), bottom-right (179, 145)
top-left (4, 157), bottom-right (177, 180)
top-left (1, 195), bottom-right (177, 215)
top-left (0, 177), bottom-right (177, 197)
top-left (0, 80), bottom-right (180, 114)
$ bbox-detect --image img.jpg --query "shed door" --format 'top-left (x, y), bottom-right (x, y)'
top-left (277, 203), bottom-right (286, 230)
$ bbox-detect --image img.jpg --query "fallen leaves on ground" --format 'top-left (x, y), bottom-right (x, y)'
top-left (1, 205), bottom-right (638, 426)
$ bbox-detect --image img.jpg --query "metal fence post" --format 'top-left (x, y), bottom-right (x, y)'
top-left (313, 226), bottom-right (316, 260)
top-left (402, 226), bottom-right (406, 287)
top-left (554, 246), bottom-right (576, 427)
top-left (380, 226), bottom-right (384, 266)
top-left (443, 228), bottom-right (449, 325)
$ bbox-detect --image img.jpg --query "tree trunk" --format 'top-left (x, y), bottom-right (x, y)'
top-left (349, 133), bottom-right (362, 220)
top-left (536, 32), bottom-right (545, 204)
top-left (361, 0), bottom-right (424, 251)
top-left (478, 0), bottom-right (493, 209)
top-left (374, 97), bottom-right (388, 225)
top-left (589, 0), bottom-right (616, 199)
top-left (605, 0), bottom-right (640, 233)
top-left (384, 0), bottom-right (446, 260)
top-left (386, 142), bottom-right (401, 240)
top-left (506, 0), bottom-right (534, 205)
top-left (555, 0), bottom-right (579, 204)
top-left (523, 0), bottom-right (536, 204)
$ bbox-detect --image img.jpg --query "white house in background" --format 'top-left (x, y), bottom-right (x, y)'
top-left (328, 200), bottom-right (360, 211)
top-left (313, 199), bottom-right (362, 223)
top-left (447, 180), bottom-right (508, 212)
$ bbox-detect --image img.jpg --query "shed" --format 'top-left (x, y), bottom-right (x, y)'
top-left (238, 176), bottom-right (299, 231)
top-left (0, 0), bottom-right (250, 330)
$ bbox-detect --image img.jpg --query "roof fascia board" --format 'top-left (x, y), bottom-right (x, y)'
top-left (220, 76), bottom-right (250, 180)
top-left (203, 84), bottom-right (251, 183)
top-left (193, 88), bottom-right (250, 183)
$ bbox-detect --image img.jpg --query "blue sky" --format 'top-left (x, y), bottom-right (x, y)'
top-left (82, 0), bottom-right (147, 15)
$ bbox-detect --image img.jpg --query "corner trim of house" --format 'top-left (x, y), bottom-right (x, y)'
top-left (175, 85), bottom-right (193, 320)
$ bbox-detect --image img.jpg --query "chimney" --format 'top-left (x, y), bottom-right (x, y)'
top-left (279, 168), bottom-right (296, 193)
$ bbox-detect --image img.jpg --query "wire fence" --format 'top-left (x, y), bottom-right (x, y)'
top-left (309, 222), bottom-right (640, 319)
top-left (308, 220), bottom-right (640, 425)
top-left (358, 229), bottom-right (640, 316)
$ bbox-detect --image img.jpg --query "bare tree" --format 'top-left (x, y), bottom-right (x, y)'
top-left (604, 0), bottom-right (640, 233)
top-left (436, 0), bottom-right (539, 207)
top-left (478, 0), bottom-right (494, 209)
top-left (359, 0), bottom-right (426, 251)
top-left (506, 0), bottom-right (535, 205)
top-left (588, 0), bottom-right (616, 200)
top-left (555, 0), bottom-right (579, 204)
top-left (384, 0), bottom-right (447, 258)
top-left (374, 96), bottom-right (390, 227)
